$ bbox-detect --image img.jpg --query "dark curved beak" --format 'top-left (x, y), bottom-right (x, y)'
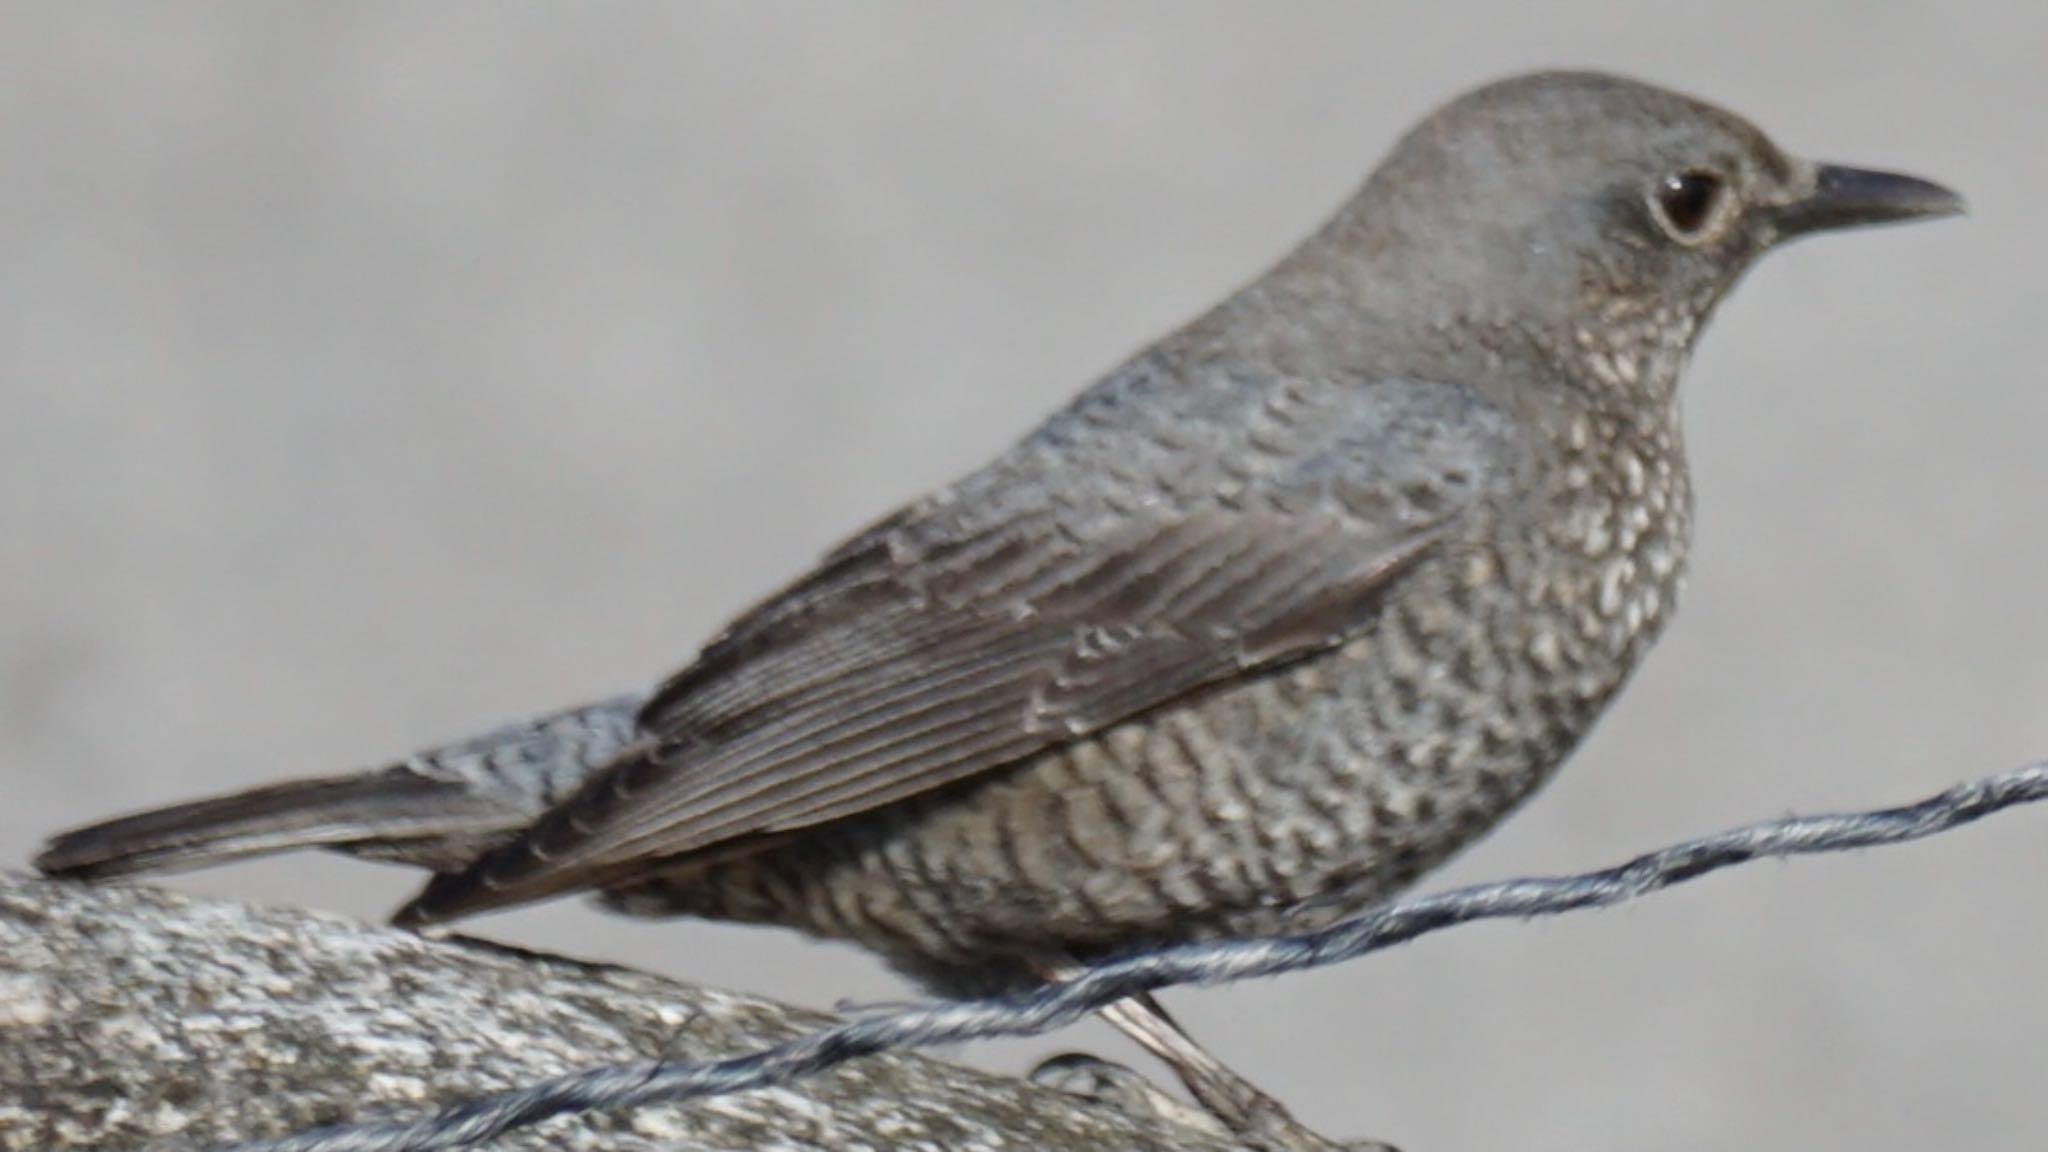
top-left (1772, 163), bottom-right (1966, 238)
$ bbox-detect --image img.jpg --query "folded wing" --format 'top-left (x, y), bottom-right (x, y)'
top-left (399, 380), bottom-right (1507, 924)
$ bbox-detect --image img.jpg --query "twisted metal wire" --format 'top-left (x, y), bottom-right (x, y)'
top-left (213, 762), bottom-right (2048, 1152)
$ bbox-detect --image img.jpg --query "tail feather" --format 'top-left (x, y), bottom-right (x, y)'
top-left (35, 694), bottom-right (648, 883)
top-left (35, 767), bottom-right (523, 880)
top-left (392, 745), bottom-right (664, 926)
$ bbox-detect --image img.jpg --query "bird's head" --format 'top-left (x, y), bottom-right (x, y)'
top-left (1312, 70), bottom-right (1963, 393)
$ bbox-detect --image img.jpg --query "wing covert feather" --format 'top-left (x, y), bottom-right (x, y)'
top-left (400, 378), bottom-right (1513, 921)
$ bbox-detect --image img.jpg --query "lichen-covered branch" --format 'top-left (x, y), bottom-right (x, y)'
top-left (17, 764), bottom-right (2045, 1152)
top-left (0, 872), bottom-right (1234, 1152)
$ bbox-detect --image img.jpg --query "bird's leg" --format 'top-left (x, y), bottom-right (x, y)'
top-left (1097, 991), bottom-right (1285, 1129)
top-left (1032, 961), bottom-right (1391, 1151)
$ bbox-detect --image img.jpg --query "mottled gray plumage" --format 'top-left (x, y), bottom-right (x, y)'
top-left (41, 69), bottom-right (1957, 1025)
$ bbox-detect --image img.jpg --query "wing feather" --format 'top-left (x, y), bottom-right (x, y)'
top-left (397, 381), bottom-right (1510, 924)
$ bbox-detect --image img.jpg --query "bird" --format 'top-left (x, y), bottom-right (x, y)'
top-left (36, 70), bottom-right (1961, 1145)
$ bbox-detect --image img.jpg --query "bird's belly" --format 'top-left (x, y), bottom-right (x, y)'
top-left (603, 553), bottom-right (1666, 991)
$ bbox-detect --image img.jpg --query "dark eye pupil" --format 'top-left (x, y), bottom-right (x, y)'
top-left (1657, 171), bottom-right (1724, 235)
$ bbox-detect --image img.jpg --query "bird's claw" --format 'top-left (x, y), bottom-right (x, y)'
top-left (1031, 1051), bottom-right (1232, 1135)
top-left (1027, 1051), bottom-right (1398, 1152)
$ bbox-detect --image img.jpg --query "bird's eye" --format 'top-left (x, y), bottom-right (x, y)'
top-left (1649, 169), bottom-right (1732, 243)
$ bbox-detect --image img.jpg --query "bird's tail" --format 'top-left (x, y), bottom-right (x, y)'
top-left (36, 693), bottom-right (649, 881)
top-left (34, 766), bottom-right (527, 879)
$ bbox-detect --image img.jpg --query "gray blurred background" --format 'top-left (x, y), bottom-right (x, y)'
top-left (1, 3), bottom-right (2040, 1149)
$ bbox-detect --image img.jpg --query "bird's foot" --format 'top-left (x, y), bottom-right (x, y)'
top-left (1031, 1051), bottom-right (1232, 1136)
top-left (1198, 1073), bottom-right (1397, 1152)
top-left (1028, 1051), bottom-right (1397, 1152)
